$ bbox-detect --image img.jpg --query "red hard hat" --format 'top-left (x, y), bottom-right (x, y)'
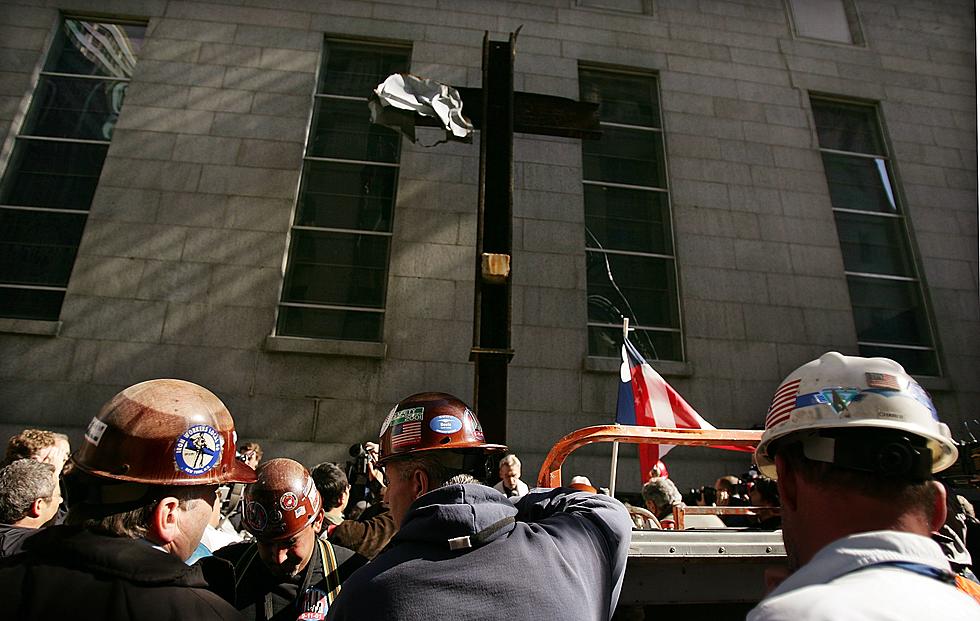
top-left (378, 392), bottom-right (507, 463)
top-left (73, 379), bottom-right (257, 487)
top-left (243, 458), bottom-right (322, 542)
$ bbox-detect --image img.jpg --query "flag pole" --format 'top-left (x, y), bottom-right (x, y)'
top-left (609, 318), bottom-right (629, 499)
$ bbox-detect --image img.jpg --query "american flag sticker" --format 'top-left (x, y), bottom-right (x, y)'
top-left (390, 407), bottom-right (425, 448)
top-left (866, 372), bottom-right (900, 391)
top-left (765, 378), bottom-right (801, 429)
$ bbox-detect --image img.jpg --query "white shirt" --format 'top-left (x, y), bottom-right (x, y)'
top-left (748, 530), bottom-right (978, 620)
top-left (493, 479), bottom-right (529, 501)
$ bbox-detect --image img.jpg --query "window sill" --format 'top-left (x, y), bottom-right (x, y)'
top-left (584, 356), bottom-right (692, 378)
top-left (264, 335), bottom-right (386, 359)
top-left (0, 318), bottom-right (62, 337)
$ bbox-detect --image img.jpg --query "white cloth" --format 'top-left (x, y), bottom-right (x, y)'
top-left (748, 530), bottom-right (978, 620)
top-left (493, 479), bottom-right (529, 501)
top-left (199, 524), bottom-right (241, 553)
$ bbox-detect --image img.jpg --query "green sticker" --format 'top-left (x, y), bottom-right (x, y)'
top-left (392, 407), bottom-right (424, 426)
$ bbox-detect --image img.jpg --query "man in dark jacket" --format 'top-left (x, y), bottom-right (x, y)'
top-left (0, 459), bottom-right (61, 557)
top-left (325, 392), bottom-right (632, 621)
top-left (216, 458), bottom-right (363, 620)
top-left (0, 379), bottom-right (257, 620)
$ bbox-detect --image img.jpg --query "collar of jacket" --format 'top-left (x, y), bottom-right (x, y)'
top-left (393, 484), bottom-right (517, 549)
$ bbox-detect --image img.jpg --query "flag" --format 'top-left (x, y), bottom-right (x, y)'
top-left (616, 338), bottom-right (750, 482)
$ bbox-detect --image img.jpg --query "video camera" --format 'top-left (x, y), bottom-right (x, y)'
top-left (346, 443), bottom-right (380, 512)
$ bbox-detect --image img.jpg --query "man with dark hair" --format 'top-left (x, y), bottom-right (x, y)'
top-left (313, 460), bottom-right (397, 560)
top-left (0, 379), bottom-right (257, 620)
top-left (216, 458), bottom-right (362, 620)
top-left (748, 352), bottom-right (978, 619)
top-left (0, 459), bottom-right (61, 557)
top-left (326, 392), bottom-right (632, 621)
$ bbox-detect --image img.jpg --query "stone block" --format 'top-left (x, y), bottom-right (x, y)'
top-left (399, 151), bottom-right (464, 183)
top-left (234, 25), bottom-right (321, 51)
top-left (522, 162), bottom-right (583, 193)
top-left (734, 239), bottom-right (792, 273)
top-left (514, 189), bottom-right (583, 222)
top-left (779, 190), bottom-right (832, 220)
top-left (188, 86), bottom-right (253, 113)
top-left (202, 306), bottom-right (274, 349)
top-left (90, 186), bottom-right (161, 223)
top-left (396, 180), bottom-right (477, 214)
top-left (713, 97), bottom-right (766, 122)
top-left (758, 215), bottom-right (838, 247)
top-left (660, 71), bottom-right (738, 98)
top-left (0, 25), bottom-right (48, 50)
top-left (666, 112), bottom-right (744, 140)
top-left (174, 134), bottom-right (241, 165)
top-left (785, 276), bottom-right (851, 310)
top-left (251, 91), bottom-right (309, 118)
top-left (387, 275), bottom-right (457, 321)
top-left (670, 157), bottom-right (751, 185)
top-left (137, 260), bottom-right (211, 302)
top-left (235, 139), bottom-right (303, 170)
top-left (198, 164), bottom-right (299, 199)
top-left (743, 304), bottom-right (805, 344)
top-left (719, 139), bottom-right (772, 166)
top-left (521, 218), bottom-right (582, 254)
top-left (923, 258), bottom-right (975, 290)
top-left (68, 255), bottom-right (145, 297)
top-left (393, 208), bottom-right (460, 245)
top-left (209, 265), bottom-right (282, 307)
top-left (155, 191), bottom-right (228, 228)
top-left (676, 233), bottom-right (735, 268)
top-left (513, 251), bottom-right (579, 289)
top-left (100, 158), bottom-right (202, 193)
top-left (182, 227), bottom-right (284, 267)
top-left (681, 266), bottom-right (768, 304)
top-left (671, 179), bottom-right (730, 209)
top-left (661, 92), bottom-right (715, 116)
top-left (508, 367), bottom-right (580, 413)
top-left (198, 43), bottom-right (263, 68)
top-left (256, 352), bottom-right (381, 401)
top-left (803, 308), bottom-right (856, 346)
top-left (511, 326), bottom-right (584, 370)
top-left (122, 83), bottom-right (190, 108)
top-left (61, 295), bottom-right (168, 343)
top-left (211, 112), bottom-right (306, 141)
top-left (0, 334), bottom-right (78, 381)
top-left (136, 59), bottom-right (226, 88)
top-left (385, 317), bottom-right (471, 362)
top-left (116, 105), bottom-right (214, 134)
top-left (514, 136), bottom-right (580, 167)
top-left (520, 286), bottom-right (585, 328)
top-left (668, 135), bottom-right (722, 160)
top-left (223, 66), bottom-right (315, 95)
top-left (224, 195), bottom-right (293, 232)
top-left (153, 18), bottom-right (238, 43)
top-left (78, 218), bottom-right (187, 262)
top-left (684, 300), bottom-right (745, 340)
top-left (139, 37), bottom-right (201, 63)
top-left (742, 123), bottom-right (812, 148)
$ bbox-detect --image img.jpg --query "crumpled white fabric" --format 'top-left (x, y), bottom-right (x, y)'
top-left (370, 73), bottom-right (473, 140)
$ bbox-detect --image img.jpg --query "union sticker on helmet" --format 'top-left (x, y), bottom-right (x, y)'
top-left (85, 417), bottom-right (108, 446)
top-left (173, 425), bottom-right (223, 476)
top-left (245, 501), bottom-right (267, 531)
top-left (280, 491), bottom-right (299, 510)
top-left (294, 505), bottom-right (307, 519)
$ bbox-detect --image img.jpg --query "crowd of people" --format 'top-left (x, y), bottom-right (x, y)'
top-left (0, 351), bottom-right (977, 619)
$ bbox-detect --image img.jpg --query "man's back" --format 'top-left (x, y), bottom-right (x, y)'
top-left (0, 525), bottom-right (242, 621)
top-left (748, 531), bottom-right (978, 621)
top-left (327, 485), bottom-right (632, 621)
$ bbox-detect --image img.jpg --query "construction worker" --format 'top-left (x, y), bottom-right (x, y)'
top-left (325, 392), bottom-right (632, 621)
top-left (0, 379), bottom-right (256, 620)
top-left (215, 458), bottom-right (363, 620)
top-left (748, 352), bottom-right (978, 619)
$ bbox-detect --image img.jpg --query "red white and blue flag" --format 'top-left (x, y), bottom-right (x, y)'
top-left (616, 338), bottom-right (749, 481)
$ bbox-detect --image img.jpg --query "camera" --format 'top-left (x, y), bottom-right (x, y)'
top-left (345, 443), bottom-right (380, 513)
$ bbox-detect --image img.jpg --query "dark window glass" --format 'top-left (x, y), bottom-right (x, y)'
top-left (847, 276), bottom-right (931, 347)
top-left (587, 252), bottom-right (679, 330)
top-left (0, 18), bottom-right (143, 322)
top-left (858, 343), bottom-right (939, 378)
top-left (583, 127), bottom-right (666, 188)
top-left (23, 76), bottom-right (128, 141)
top-left (282, 230), bottom-right (389, 308)
top-left (278, 40), bottom-right (408, 341)
top-left (296, 161), bottom-right (396, 232)
top-left (0, 140), bottom-right (108, 210)
top-left (318, 42), bottom-right (409, 97)
top-left (277, 305), bottom-right (383, 342)
top-left (0, 286), bottom-right (65, 321)
top-left (581, 68), bottom-right (680, 361)
top-left (580, 69), bottom-right (660, 127)
top-left (308, 98), bottom-right (401, 163)
top-left (834, 211), bottom-right (913, 277)
top-left (45, 20), bottom-right (145, 78)
top-left (585, 185), bottom-right (671, 255)
top-left (0, 210), bottom-right (87, 286)
top-left (811, 100), bottom-right (883, 155)
top-left (589, 325), bottom-right (680, 362)
top-left (821, 153), bottom-right (897, 213)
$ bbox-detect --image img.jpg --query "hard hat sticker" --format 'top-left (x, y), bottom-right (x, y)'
top-left (174, 425), bottom-right (223, 476)
top-left (865, 372), bottom-right (900, 391)
top-left (299, 587), bottom-right (329, 620)
top-left (294, 505), bottom-right (307, 519)
top-left (245, 500), bottom-right (267, 531)
top-left (430, 415), bottom-right (463, 434)
top-left (85, 417), bottom-right (108, 446)
top-left (463, 408), bottom-right (485, 441)
top-left (280, 492), bottom-right (298, 511)
top-left (391, 415), bottom-right (423, 449)
top-left (379, 404), bottom-right (398, 437)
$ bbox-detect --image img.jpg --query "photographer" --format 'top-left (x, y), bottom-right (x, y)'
top-left (314, 443), bottom-right (395, 560)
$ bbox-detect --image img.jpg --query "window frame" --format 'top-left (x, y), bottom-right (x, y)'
top-left (273, 36), bottom-right (411, 344)
top-left (810, 95), bottom-right (942, 376)
top-left (0, 15), bottom-right (146, 323)
top-left (580, 64), bottom-right (684, 362)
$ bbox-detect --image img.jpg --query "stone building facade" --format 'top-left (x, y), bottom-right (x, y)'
top-left (0, 0), bottom-right (976, 492)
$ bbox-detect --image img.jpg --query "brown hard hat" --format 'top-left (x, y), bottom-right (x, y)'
top-left (73, 379), bottom-right (257, 487)
top-left (378, 392), bottom-right (507, 464)
top-left (243, 458), bottom-right (322, 541)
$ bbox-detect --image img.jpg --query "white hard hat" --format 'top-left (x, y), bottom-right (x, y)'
top-left (755, 352), bottom-right (958, 478)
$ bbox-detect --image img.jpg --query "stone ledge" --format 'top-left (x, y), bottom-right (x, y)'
top-left (584, 356), bottom-right (693, 378)
top-left (264, 335), bottom-right (386, 359)
top-left (0, 318), bottom-right (62, 337)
